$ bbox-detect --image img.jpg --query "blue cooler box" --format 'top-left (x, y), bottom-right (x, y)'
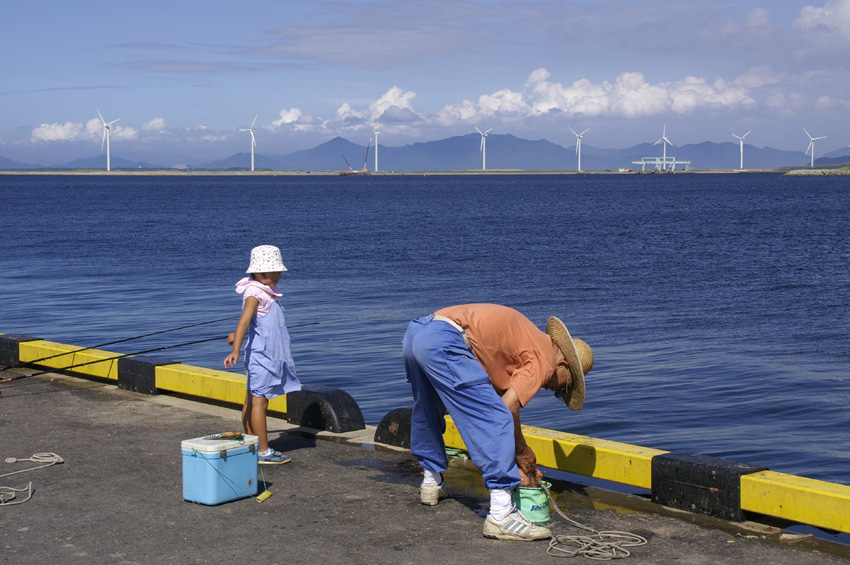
top-left (181, 434), bottom-right (259, 505)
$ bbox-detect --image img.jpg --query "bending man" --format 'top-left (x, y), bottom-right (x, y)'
top-left (403, 303), bottom-right (593, 541)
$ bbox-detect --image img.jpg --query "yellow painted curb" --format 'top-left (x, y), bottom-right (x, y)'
top-left (18, 340), bottom-right (119, 380)
top-left (742, 470), bottom-right (850, 533)
top-left (155, 364), bottom-right (288, 413)
top-left (443, 416), bottom-right (664, 490)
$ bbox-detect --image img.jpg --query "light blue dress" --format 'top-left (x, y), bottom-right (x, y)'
top-left (238, 282), bottom-right (300, 399)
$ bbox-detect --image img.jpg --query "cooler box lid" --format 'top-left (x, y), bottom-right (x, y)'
top-left (181, 434), bottom-right (258, 453)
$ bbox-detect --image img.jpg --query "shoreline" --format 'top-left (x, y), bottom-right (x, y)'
top-left (3, 167), bottom-right (836, 176)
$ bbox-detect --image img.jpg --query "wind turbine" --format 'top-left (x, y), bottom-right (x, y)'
top-left (373, 124), bottom-right (380, 172)
top-left (652, 123), bottom-right (675, 170)
top-left (237, 112), bottom-right (259, 171)
top-left (730, 130), bottom-right (751, 169)
top-left (569, 126), bottom-right (590, 172)
top-left (804, 128), bottom-right (826, 169)
top-left (474, 125), bottom-right (494, 170)
top-left (98, 110), bottom-right (119, 171)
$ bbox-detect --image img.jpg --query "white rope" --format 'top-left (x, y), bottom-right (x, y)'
top-left (543, 483), bottom-right (648, 560)
top-left (1, 453), bottom-right (64, 478)
top-left (1, 453), bottom-right (63, 507)
top-left (0, 482), bottom-right (33, 506)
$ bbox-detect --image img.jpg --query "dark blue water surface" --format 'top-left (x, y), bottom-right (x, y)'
top-left (2, 173), bottom-right (848, 485)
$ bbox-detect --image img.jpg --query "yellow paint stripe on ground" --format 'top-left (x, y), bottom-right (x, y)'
top-left (154, 365), bottom-right (288, 413)
top-left (741, 470), bottom-right (850, 534)
top-left (442, 417), bottom-right (665, 490)
top-left (18, 340), bottom-right (119, 380)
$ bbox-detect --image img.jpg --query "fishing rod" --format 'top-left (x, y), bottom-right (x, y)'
top-left (0, 334), bottom-right (228, 384)
top-left (0, 314), bottom-right (388, 386)
top-left (0, 315), bottom-right (240, 373)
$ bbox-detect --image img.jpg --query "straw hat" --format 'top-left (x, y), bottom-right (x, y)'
top-left (546, 316), bottom-right (593, 411)
top-left (246, 245), bottom-right (287, 274)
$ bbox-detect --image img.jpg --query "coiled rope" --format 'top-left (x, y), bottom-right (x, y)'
top-left (543, 483), bottom-right (648, 560)
top-left (1, 452), bottom-right (64, 506)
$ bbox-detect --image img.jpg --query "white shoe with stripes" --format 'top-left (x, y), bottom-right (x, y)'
top-left (482, 507), bottom-right (551, 541)
top-left (420, 482), bottom-right (449, 506)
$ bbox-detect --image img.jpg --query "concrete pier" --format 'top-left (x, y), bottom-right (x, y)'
top-left (1, 370), bottom-right (848, 564)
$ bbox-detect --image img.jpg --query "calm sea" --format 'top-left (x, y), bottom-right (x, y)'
top-left (1, 173), bottom-right (848, 487)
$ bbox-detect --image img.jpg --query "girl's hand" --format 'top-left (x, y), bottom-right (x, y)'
top-left (226, 332), bottom-right (236, 345)
top-left (223, 352), bottom-right (239, 368)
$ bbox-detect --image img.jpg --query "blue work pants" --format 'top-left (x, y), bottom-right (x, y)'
top-left (403, 316), bottom-right (521, 491)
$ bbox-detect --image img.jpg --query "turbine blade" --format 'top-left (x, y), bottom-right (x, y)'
top-left (474, 124), bottom-right (483, 134)
top-left (480, 137), bottom-right (484, 152)
top-left (98, 110), bottom-right (106, 125)
top-left (251, 131), bottom-right (257, 147)
top-left (101, 129), bottom-right (107, 151)
top-left (251, 112), bottom-right (259, 129)
top-left (568, 126), bottom-right (578, 136)
top-left (485, 127), bottom-right (494, 134)
top-left (580, 128), bottom-right (590, 135)
top-left (108, 119), bottom-right (119, 126)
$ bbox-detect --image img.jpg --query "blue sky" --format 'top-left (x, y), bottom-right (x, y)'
top-left (2, 0), bottom-right (849, 165)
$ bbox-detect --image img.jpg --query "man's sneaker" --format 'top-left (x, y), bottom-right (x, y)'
top-left (419, 482), bottom-right (449, 506)
top-left (483, 507), bottom-right (552, 541)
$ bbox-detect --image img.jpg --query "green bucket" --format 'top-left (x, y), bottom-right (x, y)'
top-left (512, 481), bottom-right (552, 525)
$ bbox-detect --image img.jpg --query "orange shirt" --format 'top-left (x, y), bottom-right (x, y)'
top-left (434, 304), bottom-right (560, 407)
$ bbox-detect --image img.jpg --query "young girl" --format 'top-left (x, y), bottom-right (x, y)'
top-left (224, 245), bottom-right (301, 464)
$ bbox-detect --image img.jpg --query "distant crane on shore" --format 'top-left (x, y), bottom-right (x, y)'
top-left (730, 130), bottom-right (751, 169)
top-left (474, 125), bottom-right (494, 170)
top-left (569, 126), bottom-right (590, 172)
top-left (341, 134), bottom-right (373, 175)
top-left (804, 128), bottom-right (826, 169)
top-left (652, 123), bottom-right (676, 171)
top-left (237, 112), bottom-right (259, 171)
top-left (98, 110), bottom-right (119, 171)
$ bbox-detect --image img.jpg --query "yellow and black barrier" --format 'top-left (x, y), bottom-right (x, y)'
top-left (2, 337), bottom-right (365, 433)
top-left (3, 335), bottom-right (850, 534)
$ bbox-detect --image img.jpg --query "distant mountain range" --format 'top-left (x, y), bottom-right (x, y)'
top-left (3, 133), bottom-right (850, 172)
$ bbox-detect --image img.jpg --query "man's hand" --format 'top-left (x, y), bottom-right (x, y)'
top-left (516, 444), bottom-right (543, 486)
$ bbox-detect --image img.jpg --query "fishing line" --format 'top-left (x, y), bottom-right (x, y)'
top-left (0, 315), bottom-right (241, 373)
top-left (0, 314), bottom-right (395, 386)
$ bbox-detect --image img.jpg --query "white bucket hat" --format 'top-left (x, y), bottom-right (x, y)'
top-left (246, 245), bottom-right (287, 274)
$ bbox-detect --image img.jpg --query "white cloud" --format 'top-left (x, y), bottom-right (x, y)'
top-left (266, 68), bottom-right (762, 139)
top-left (272, 108), bottom-right (303, 126)
top-left (142, 118), bottom-right (166, 132)
top-left (794, 0), bottom-right (850, 39)
top-left (31, 121), bottom-right (84, 142)
top-left (437, 68), bottom-right (755, 123)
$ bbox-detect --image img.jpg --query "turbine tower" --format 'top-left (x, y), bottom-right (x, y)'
top-left (652, 123), bottom-right (675, 170)
top-left (730, 130), bottom-right (751, 170)
top-left (804, 128), bottom-right (826, 169)
top-left (474, 125), bottom-right (494, 170)
top-left (98, 110), bottom-right (119, 171)
top-left (569, 126), bottom-right (590, 172)
top-left (373, 124), bottom-right (380, 172)
top-left (237, 112), bottom-right (260, 171)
